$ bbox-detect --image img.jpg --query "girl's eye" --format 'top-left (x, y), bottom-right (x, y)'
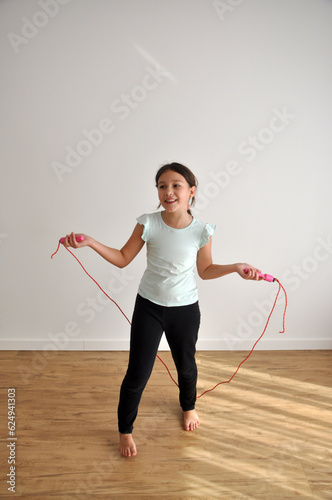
top-left (158, 183), bottom-right (182, 189)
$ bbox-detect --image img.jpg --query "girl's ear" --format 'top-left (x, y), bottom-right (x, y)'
top-left (190, 185), bottom-right (197, 197)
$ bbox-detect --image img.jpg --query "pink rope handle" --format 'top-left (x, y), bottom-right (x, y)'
top-left (51, 242), bottom-right (287, 398)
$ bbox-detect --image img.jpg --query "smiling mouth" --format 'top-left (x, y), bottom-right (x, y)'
top-left (165, 199), bottom-right (177, 204)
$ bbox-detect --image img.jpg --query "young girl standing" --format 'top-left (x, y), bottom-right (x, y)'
top-left (64, 162), bottom-right (262, 457)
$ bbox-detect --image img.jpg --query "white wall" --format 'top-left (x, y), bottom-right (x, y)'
top-left (1, 0), bottom-right (332, 352)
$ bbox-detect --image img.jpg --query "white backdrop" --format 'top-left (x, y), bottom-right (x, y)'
top-left (1, 0), bottom-right (332, 353)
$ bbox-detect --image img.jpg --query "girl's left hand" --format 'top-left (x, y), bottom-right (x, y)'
top-left (236, 264), bottom-right (264, 280)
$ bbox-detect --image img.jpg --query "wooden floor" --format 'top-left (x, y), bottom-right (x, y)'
top-left (0, 350), bottom-right (331, 499)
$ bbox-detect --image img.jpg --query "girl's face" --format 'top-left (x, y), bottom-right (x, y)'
top-left (157, 170), bottom-right (196, 214)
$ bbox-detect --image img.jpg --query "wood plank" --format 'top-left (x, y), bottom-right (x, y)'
top-left (0, 350), bottom-right (331, 498)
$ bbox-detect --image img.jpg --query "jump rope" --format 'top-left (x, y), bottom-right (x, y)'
top-left (51, 235), bottom-right (287, 399)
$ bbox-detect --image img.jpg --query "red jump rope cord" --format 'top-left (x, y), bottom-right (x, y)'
top-left (51, 243), bottom-right (287, 398)
top-left (51, 243), bottom-right (179, 387)
top-left (197, 278), bottom-right (287, 398)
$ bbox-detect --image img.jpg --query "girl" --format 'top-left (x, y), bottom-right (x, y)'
top-left (63, 162), bottom-right (262, 457)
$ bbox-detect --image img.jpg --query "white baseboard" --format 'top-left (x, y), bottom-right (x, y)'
top-left (1, 338), bottom-right (332, 351)
top-left (0, 340), bottom-right (84, 350)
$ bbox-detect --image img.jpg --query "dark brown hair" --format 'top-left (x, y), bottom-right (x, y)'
top-left (155, 162), bottom-right (198, 215)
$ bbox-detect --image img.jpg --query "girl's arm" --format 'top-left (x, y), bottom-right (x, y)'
top-left (196, 237), bottom-right (262, 280)
top-left (63, 223), bottom-right (145, 268)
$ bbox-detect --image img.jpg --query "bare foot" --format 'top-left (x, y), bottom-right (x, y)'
top-left (183, 409), bottom-right (200, 431)
top-left (119, 433), bottom-right (137, 457)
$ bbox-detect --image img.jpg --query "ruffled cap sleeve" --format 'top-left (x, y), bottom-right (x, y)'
top-left (199, 223), bottom-right (216, 248)
top-left (136, 214), bottom-right (149, 242)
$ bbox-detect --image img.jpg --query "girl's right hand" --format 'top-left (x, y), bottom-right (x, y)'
top-left (63, 232), bottom-right (91, 249)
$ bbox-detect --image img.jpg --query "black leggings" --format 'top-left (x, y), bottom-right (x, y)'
top-left (118, 294), bottom-right (201, 434)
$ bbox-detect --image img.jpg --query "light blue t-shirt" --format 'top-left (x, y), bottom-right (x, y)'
top-left (137, 212), bottom-right (216, 306)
